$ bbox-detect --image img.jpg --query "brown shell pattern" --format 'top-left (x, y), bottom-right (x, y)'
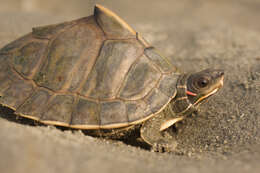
top-left (0, 5), bottom-right (179, 129)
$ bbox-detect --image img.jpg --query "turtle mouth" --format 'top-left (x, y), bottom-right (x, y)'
top-left (194, 88), bottom-right (218, 106)
top-left (219, 75), bottom-right (224, 87)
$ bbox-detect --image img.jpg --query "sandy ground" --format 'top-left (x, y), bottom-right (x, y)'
top-left (0, 0), bottom-right (260, 173)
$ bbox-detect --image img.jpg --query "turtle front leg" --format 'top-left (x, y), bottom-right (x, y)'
top-left (140, 111), bottom-right (183, 152)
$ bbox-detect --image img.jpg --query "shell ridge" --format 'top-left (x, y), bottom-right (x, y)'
top-left (94, 4), bottom-right (136, 39)
top-left (76, 40), bottom-right (106, 96)
top-left (115, 48), bottom-right (145, 98)
top-left (93, 11), bottom-right (107, 38)
top-left (59, 19), bottom-right (106, 92)
top-left (0, 5), bottom-right (180, 129)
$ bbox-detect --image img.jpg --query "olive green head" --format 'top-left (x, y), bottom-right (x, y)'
top-left (171, 69), bottom-right (224, 115)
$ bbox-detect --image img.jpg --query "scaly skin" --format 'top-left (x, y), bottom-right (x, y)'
top-left (141, 69), bottom-right (224, 152)
top-left (87, 69), bottom-right (224, 152)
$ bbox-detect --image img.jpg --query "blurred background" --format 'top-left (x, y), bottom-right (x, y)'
top-left (2, 0), bottom-right (260, 56)
top-left (0, 0), bottom-right (260, 27)
top-left (1, 0), bottom-right (260, 26)
top-left (0, 0), bottom-right (260, 173)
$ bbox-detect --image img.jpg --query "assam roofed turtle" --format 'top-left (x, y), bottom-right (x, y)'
top-left (0, 4), bottom-right (224, 152)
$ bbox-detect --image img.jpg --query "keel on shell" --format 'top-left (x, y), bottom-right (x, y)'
top-left (0, 4), bottom-right (179, 129)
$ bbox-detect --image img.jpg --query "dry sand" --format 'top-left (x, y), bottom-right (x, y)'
top-left (0, 0), bottom-right (260, 173)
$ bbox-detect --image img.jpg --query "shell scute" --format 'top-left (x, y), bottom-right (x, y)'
top-left (32, 18), bottom-right (82, 39)
top-left (10, 41), bottom-right (47, 78)
top-left (100, 100), bottom-right (128, 127)
top-left (126, 100), bottom-right (150, 123)
top-left (94, 5), bottom-right (136, 39)
top-left (80, 39), bottom-right (143, 99)
top-left (0, 80), bottom-right (34, 109)
top-left (0, 61), bottom-right (34, 109)
top-left (0, 62), bottom-right (12, 95)
top-left (144, 47), bottom-right (176, 73)
top-left (0, 34), bottom-right (33, 55)
top-left (0, 5), bottom-right (179, 129)
top-left (16, 89), bottom-right (51, 120)
top-left (119, 55), bottom-right (161, 100)
top-left (34, 17), bottom-right (105, 92)
top-left (143, 88), bottom-right (170, 114)
top-left (158, 73), bottom-right (179, 98)
top-left (71, 98), bottom-right (100, 126)
top-left (40, 94), bottom-right (75, 124)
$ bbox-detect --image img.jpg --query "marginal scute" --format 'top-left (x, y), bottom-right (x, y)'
top-left (143, 88), bottom-right (170, 114)
top-left (41, 94), bottom-right (75, 124)
top-left (16, 89), bottom-right (52, 119)
top-left (144, 47), bottom-right (176, 73)
top-left (100, 100), bottom-right (127, 126)
top-left (0, 67), bottom-right (34, 109)
top-left (0, 5), bottom-right (180, 129)
top-left (34, 17), bottom-right (105, 92)
top-left (0, 61), bottom-right (12, 95)
top-left (126, 100), bottom-right (151, 123)
top-left (119, 55), bottom-right (161, 100)
top-left (158, 73), bottom-right (179, 97)
top-left (71, 98), bottom-right (100, 126)
top-left (94, 4), bottom-right (136, 39)
top-left (80, 39), bottom-right (143, 99)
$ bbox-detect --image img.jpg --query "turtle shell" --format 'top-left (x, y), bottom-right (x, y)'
top-left (0, 5), bottom-right (179, 129)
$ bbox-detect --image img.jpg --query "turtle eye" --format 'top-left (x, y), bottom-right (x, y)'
top-left (197, 77), bottom-right (209, 88)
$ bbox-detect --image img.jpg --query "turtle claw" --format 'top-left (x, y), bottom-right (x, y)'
top-left (151, 140), bottom-right (177, 153)
top-left (152, 143), bottom-right (166, 152)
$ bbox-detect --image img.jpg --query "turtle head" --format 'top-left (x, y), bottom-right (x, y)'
top-left (159, 69), bottom-right (224, 131)
top-left (170, 68), bottom-right (224, 115)
top-left (186, 68), bottom-right (224, 107)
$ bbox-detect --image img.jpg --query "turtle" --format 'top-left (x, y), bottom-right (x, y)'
top-left (0, 4), bottom-right (224, 152)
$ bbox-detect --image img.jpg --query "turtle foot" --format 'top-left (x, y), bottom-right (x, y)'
top-left (151, 140), bottom-right (178, 152)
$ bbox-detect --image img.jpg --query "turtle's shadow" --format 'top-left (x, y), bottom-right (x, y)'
top-left (0, 105), bottom-right (151, 150)
top-left (0, 105), bottom-right (37, 126)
